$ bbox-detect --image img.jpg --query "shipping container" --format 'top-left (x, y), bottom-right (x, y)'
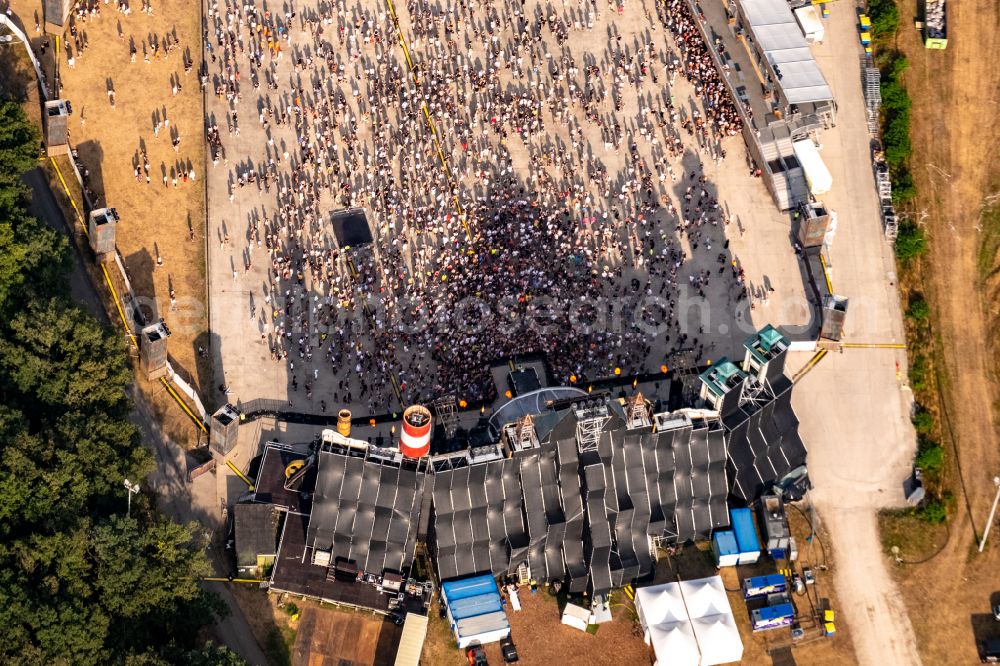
top-left (730, 508), bottom-right (761, 564)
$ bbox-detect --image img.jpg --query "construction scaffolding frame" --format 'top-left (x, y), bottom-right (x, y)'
top-left (625, 392), bottom-right (652, 430)
top-left (862, 58), bottom-right (881, 135)
top-left (575, 405), bottom-right (610, 453)
top-left (431, 395), bottom-right (459, 440)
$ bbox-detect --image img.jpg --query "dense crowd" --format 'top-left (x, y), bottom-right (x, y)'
top-left (207, 0), bottom-right (752, 411)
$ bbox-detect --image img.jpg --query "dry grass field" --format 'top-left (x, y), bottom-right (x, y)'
top-left (882, 0), bottom-right (1000, 663)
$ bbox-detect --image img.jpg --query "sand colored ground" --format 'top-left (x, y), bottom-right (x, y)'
top-left (9, 0), bottom-right (213, 444)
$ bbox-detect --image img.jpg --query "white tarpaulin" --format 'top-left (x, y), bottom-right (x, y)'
top-left (792, 139), bottom-right (833, 196)
top-left (561, 602), bottom-right (592, 631)
top-left (634, 576), bottom-right (744, 666)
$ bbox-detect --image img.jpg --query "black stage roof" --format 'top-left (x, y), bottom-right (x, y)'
top-left (252, 328), bottom-right (807, 601)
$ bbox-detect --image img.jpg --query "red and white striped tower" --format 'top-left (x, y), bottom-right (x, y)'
top-left (400, 405), bottom-right (432, 458)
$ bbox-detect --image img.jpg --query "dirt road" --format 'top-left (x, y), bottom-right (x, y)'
top-left (787, 3), bottom-right (924, 665)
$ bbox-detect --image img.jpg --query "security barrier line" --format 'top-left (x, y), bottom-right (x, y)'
top-left (226, 459), bottom-right (255, 490)
top-left (161, 376), bottom-right (209, 433)
top-left (793, 349), bottom-right (828, 383)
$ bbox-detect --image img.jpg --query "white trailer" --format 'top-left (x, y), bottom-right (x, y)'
top-left (794, 6), bottom-right (825, 44)
top-left (792, 139), bottom-right (833, 196)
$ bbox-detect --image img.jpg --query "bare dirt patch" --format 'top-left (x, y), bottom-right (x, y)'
top-left (292, 606), bottom-right (386, 666)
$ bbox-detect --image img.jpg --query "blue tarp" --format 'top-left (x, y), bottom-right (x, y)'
top-left (441, 574), bottom-right (499, 603)
top-left (448, 592), bottom-right (503, 621)
top-left (730, 508), bottom-right (761, 554)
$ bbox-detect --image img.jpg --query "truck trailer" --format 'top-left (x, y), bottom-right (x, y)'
top-left (924, 0), bottom-right (947, 49)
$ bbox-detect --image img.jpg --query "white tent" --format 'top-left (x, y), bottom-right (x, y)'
top-left (690, 614), bottom-right (744, 665)
top-left (647, 623), bottom-right (700, 666)
top-left (634, 576), bottom-right (744, 666)
top-left (679, 577), bottom-right (732, 619)
top-left (794, 5), bottom-right (825, 43)
top-left (635, 583), bottom-right (689, 626)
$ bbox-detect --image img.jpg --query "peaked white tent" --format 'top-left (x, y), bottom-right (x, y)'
top-left (679, 577), bottom-right (732, 619)
top-left (646, 623), bottom-right (700, 666)
top-left (634, 576), bottom-right (744, 666)
top-left (690, 614), bottom-right (744, 666)
top-left (635, 583), bottom-right (689, 626)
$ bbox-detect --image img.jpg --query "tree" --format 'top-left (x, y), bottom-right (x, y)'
top-left (906, 297), bottom-right (930, 320)
top-left (0, 101), bottom-right (38, 180)
top-left (895, 222), bottom-right (927, 261)
top-left (126, 642), bottom-right (248, 666)
top-left (0, 298), bottom-right (133, 415)
top-left (0, 88), bottom-right (226, 665)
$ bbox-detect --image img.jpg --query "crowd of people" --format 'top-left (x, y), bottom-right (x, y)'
top-left (207, 0), bottom-right (754, 412)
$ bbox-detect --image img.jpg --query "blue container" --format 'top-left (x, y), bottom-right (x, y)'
top-left (731, 508), bottom-right (761, 563)
top-left (712, 530), bottom-right (739, 567)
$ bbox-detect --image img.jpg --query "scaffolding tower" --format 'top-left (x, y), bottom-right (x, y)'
top-left (431, 395), bottom-right (459, 440)
top-left (504, 415), bottom-right (539, 451)
top-left (575, 404), bottom-right (610, 453)
top-left (624, 392), bottom-right (652, 429)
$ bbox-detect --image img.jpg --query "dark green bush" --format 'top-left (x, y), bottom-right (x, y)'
top-left (915, 442), bottom-right (943, 474)
top-left (912, 409), bottom-right (934, 433)
top-left (869, 0), bottom-right (900, 37)
top-left (917, 498), bottom-right (946, 524)
top-left (906, 297), bottom-right (930, 320)
top-left (895, 222), bottom-right (927, 261)
top-left (909, 353), bottom-right (930, 391)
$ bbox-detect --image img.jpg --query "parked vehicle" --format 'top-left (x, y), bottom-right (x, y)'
top-left (923, 0), bottom-right (947, 49)
top-left (466, 645), bottom-right (488, 666)
top-left (981, 637), bottom-right (1000, 663)
top-left (500, 636), bottom-right (519, 663)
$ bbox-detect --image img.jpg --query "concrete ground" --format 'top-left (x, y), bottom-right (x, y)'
top-left (203, 0), bottom-right (813, 420)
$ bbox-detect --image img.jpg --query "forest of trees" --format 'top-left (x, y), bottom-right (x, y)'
top-left (0, 102), bottom-right (242, 664)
